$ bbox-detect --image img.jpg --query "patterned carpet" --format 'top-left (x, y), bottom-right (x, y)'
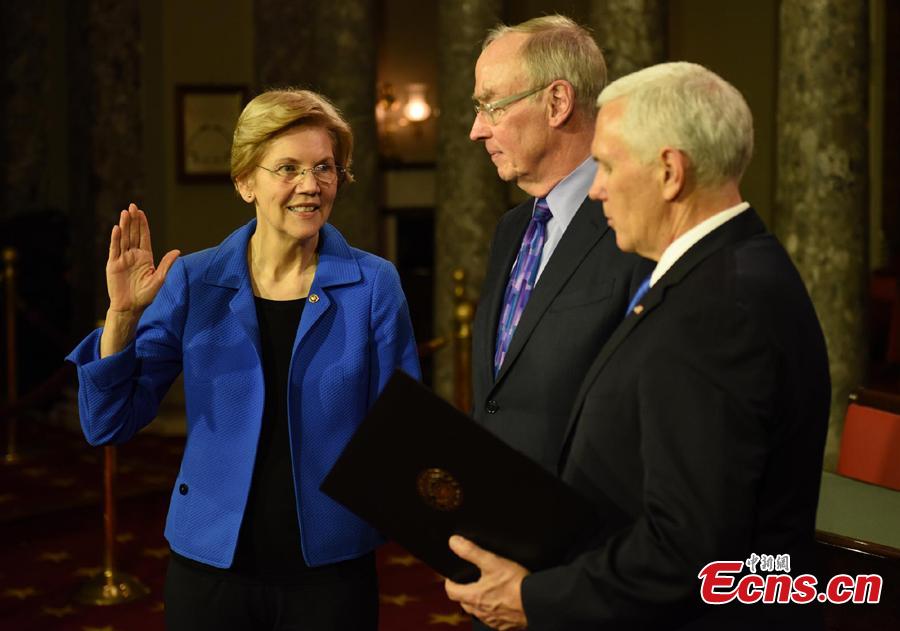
top-left (0, 423), bottom-right (471, 630)
top-left (5, 420), bottom-right (900, 629)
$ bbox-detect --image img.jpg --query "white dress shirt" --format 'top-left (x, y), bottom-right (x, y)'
top-left (649, 202), bottom-right (751, 288)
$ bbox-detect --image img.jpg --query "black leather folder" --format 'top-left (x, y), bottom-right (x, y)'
top-left (320, 371), bottom-right (599, 583)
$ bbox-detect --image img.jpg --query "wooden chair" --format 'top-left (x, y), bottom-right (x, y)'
top-left (837, 389), bottom-right (900, 492)
top-left (816, 531), bottom-right (900, 629)
top-left (869, 270), bottom-right (900, 364)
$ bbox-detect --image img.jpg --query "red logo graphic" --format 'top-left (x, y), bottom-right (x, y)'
top-left (698, 555), bottom-right (882, 605)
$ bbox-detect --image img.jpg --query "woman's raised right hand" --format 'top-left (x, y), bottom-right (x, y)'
top-left (106, 203), bottom-right (181, 315)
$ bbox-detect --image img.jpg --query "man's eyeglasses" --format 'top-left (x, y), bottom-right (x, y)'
top-left (257, 163), bottom-right (348, 185)
top-left (473, 83), bottom-right (549, 125)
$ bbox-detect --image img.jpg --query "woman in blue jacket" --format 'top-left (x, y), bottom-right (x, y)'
top-left (67, 89), bottom-right (420, 630)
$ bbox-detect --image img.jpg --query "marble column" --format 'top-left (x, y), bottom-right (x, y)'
top-left (254, 2), bottom-right (315, 90)
top-left (775, 0), bottom-right (868, 470)
top-left (433, 0), bottom-right (506, 400)
top-left (1, 1), bottom-right (52, 219)
top-left (589, 0), bottom-right (667, 81)
top-left (254, 0), bottom-right (377, 254)
top-left (313, 0), bottom-right (378, 253)
top-left (62, 0), bottom-right (144, 327)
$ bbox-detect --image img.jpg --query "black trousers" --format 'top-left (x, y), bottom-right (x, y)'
top-left (164, 552), bottom-right (378, 631)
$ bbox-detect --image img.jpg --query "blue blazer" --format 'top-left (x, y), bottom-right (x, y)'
top-left (67, 220), bottom-right (420, 568)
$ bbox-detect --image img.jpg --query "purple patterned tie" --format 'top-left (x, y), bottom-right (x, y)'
top-left (494, 198), bottom-right (553, 375)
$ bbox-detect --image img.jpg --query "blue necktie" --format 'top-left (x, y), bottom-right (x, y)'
top-left (494, 198), bottom-right (553, 375)
top-left (625, 274), bottom-right (652, 316)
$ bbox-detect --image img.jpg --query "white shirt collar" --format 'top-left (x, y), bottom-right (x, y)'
top-left (650, 202), bottom-right (751, 287)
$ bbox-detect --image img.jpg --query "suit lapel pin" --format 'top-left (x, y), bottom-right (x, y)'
top-left (633, 305), bottom-right (644, 315)
top-left (308, 294), bottom-right (320, 303)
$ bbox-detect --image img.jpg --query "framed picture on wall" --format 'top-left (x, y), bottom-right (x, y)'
top-left (176, 85), bottom-right (247, 183)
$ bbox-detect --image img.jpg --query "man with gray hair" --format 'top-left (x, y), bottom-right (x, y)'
top-left (447, 62), bottom-right (830, 630)
top-left (469, 15), bottom-right (649, 481)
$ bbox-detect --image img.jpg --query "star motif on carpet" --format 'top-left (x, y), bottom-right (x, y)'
top-left (0, 493), bottom-right (16, 504)
top-left (49, 477), bottom-right (77, 488)
top-left (387, 554), bottom-right (419, 567)
top-left (22, 467), bottom-right (49, 478)
top-left (73, 567), bottom-right (102, 578)
top-left (149, 601), bottom-right (165, 612)
top-left (42, 605), bottom-right (76, 618)
top-left (116, 533), bottom-right (135, 543)
top-left (38, 551), bottom-right (72, 563)
top-left (142, 547), bottom-right (170, 559)
top-left (428, 612), bottom-right (470, 626)
top-left (82, 625), bottom-right (115, 631)
top-left (2, 587), bottom-right (38, 600)
top-left (380, 593), bottom-right (420, 606)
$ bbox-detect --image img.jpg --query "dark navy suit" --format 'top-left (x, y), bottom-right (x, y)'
top-left (471, 196), bottom-right (650, 471)
top-left (522, 209), bottom-right (829, 630)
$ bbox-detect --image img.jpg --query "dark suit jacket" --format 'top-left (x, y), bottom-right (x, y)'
top-left (521, 209), bottom-right (830, 630)
top-left (472, 196), bottom-right (651, 472)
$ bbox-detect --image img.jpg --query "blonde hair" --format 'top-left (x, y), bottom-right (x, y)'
top-left (230, 88), bottom-right (354, 185)
top-left (598, 62), bottom-right (754, 187)
top-left (484, 15), bottom-right (606, 115)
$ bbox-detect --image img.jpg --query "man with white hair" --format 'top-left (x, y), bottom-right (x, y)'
top-left (446, 62), bottom-right (830, 630)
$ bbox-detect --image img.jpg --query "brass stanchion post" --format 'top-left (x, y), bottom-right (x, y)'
top-left (75, 319), bottom-right (149, 605)
top-left (3, 247), bottom-right (20, 464)
top-left (451, 268), bottom-right (474, 413)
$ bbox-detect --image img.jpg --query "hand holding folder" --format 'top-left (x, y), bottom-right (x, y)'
top-left (321, 371), bottom-right (601, 583)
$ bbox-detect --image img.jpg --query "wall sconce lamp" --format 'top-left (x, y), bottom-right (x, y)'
top-left (402, 83), bottom-right (432, 123)
top-left (377, 82), bottom-right (433, 132)
top-left (376, 82), bottom-right (401, 127)
top-left (376, 82), bottom-right (435, 160)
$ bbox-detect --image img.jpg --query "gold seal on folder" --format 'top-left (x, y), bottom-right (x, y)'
top-left (416, 468), bottom-right (463, 511)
